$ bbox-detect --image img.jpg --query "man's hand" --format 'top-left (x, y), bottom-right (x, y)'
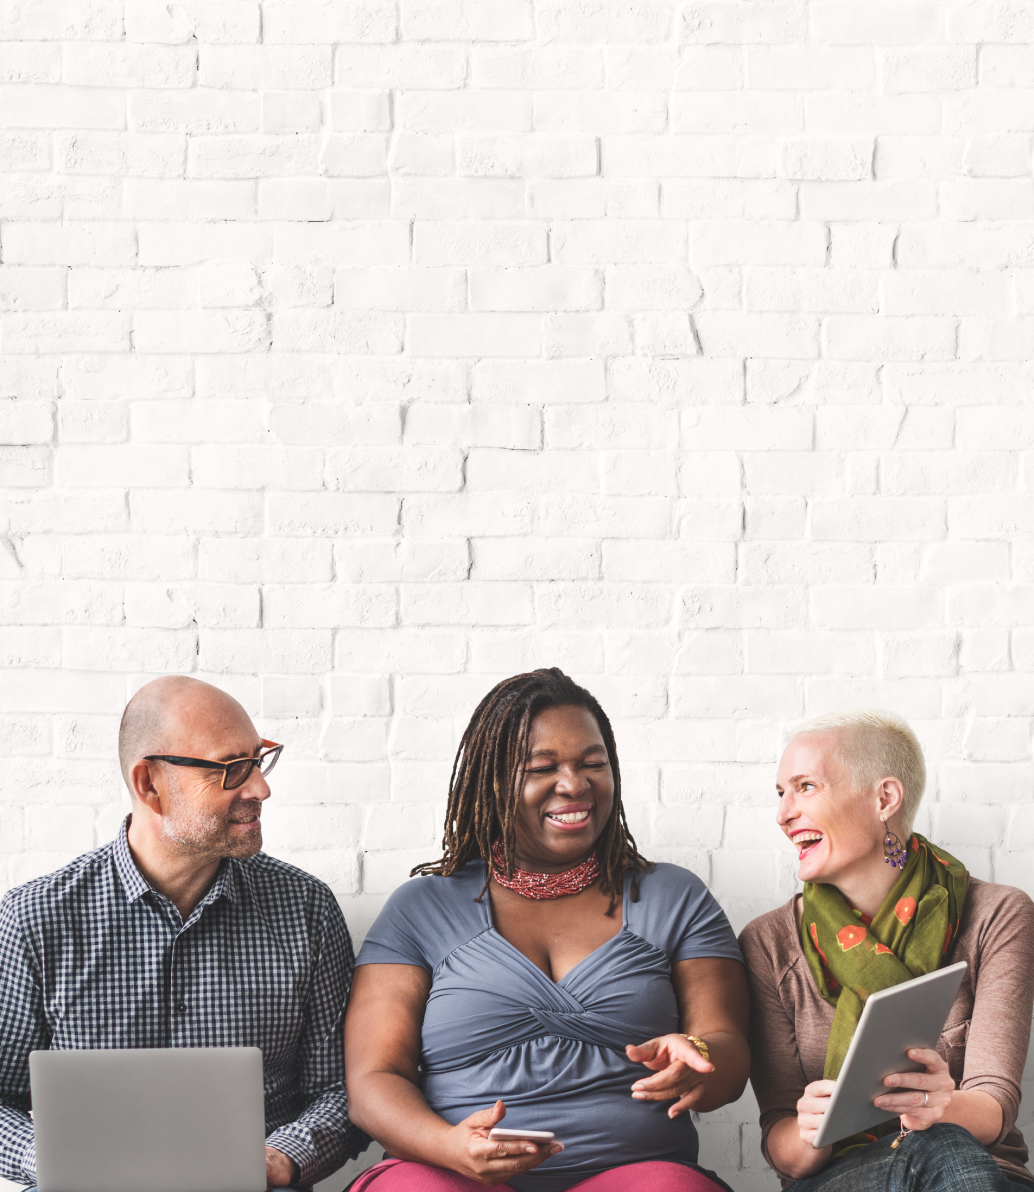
top-left (626, 1034), bottom-right (716, 1119)
top-left (265, 1146), bottom-right (297, 1189)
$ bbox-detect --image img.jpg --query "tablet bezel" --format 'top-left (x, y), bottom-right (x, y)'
top-left (811, 960), bottom-right (967, 1150)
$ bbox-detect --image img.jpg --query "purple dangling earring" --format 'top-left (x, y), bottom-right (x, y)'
top-left (883, 826), bottom-right (907, 869)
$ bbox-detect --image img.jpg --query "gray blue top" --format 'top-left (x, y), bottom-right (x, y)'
top-left (356, 860), bottom-right (741, 1191)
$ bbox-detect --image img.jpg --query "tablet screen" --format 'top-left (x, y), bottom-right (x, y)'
top-left (812, 961), bottom-right (967, 1149)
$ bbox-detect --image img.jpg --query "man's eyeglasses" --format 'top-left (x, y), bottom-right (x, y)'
top-left (144, 740), bottom-right (283, 791)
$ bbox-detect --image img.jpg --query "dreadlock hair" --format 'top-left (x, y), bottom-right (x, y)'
top-left (411, 667), bottom-right (651, 915)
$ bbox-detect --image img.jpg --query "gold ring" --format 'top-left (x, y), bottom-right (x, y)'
top-left (681, 1034), bottom-right (710, 1063)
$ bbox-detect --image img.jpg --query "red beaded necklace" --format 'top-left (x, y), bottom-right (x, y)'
top-left (490, 839), bottom-right (600, 900)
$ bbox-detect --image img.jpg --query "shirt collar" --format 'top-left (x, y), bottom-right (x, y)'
top-left (113, 815), bottom-right (239, 907)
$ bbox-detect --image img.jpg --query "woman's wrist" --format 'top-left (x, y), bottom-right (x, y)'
top-left (678, 1033), bottom-right (710, 1062)
top-left (398, 1112), bottom-right (463, 1169)
top-left (939, 1088), bottom-right (1003, 1146)
top-left (675, 1029), bottom-right (749, 1112)
top-left (769, 1115), bottom-right (831, 1180)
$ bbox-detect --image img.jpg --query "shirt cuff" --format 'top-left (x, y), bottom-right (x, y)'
top-left (265, 1130), bottom-right (314, 1188)
top-left (20, 1137), bottom-right (37, 1183)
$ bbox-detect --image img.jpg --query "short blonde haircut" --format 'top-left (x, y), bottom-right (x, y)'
top-left (788, 709), bottom-right (927, 834)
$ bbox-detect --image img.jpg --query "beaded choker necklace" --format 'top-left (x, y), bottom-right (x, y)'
top-left (490, 840), bottom-right (600, 900)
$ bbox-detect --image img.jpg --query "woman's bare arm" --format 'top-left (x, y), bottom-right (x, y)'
top-left (344, 963), bottom-right (441, 1156)
top-left (344, 963), bottom-right (559, 1187)
top-left (625, 957), bottom-right (751, 1116)
top-left (766, 1098), bottom-right (832, 1181)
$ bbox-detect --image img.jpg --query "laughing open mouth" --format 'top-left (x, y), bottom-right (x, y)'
top-left (792, 830), bottom-right (823, 858)
top-left (545, 808), bottom-right (591, 825)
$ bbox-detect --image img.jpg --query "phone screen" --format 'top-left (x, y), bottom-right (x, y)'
top-left (488, 1127), bottom-right (556, 1142)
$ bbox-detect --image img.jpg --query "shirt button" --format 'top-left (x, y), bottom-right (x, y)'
top-left (175, 1001), bottom-right (187, 1014)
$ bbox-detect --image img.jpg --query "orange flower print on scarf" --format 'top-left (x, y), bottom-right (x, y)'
top-left (894, 896), bottom-right (916, 925)
top-left (810, 923), bottom-right (840, 989)
top-left (836, 923), bottom-right (867, 951)
top-left (799, 831), bottom-right (969, 1164)
top-left (809, 922), bottom-right (827, 964)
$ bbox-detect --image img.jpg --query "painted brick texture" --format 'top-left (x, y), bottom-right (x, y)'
top-left (1, 2), bottom-right (1034, 1188)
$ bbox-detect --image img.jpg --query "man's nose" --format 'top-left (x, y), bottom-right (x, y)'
top-left (242, 770), bottom-right (272, 801)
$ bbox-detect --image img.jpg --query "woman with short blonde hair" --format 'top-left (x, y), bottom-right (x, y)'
top-left (741, 708), bottom-right (1034, 1191)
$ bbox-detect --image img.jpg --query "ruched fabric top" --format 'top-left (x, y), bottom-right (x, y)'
top-left (355, 860), bottom-right (742, 1191)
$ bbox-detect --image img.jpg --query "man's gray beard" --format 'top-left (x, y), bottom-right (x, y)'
top-left (160, 785), bottom-right (263, 859)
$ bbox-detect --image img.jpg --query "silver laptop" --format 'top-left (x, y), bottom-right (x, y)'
top-left (30, 1047), bottom-right (267, 1192)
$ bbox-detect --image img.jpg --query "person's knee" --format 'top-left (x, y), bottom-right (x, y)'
top-left (907, 1122), bottom-right (1001, 1177)
top-left (917, 1122), bottom-right (986, 1153)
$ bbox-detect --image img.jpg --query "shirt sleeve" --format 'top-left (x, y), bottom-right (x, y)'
top-left (354, 877), bottom-right (440, 971)
top-left (264, 894), bottom-right (370, 1186)
top-left (629, 863), bottom-right (742, 964)
top-left (0, 891), bottom-right (47, 1185)
top-left (957, 885), bottom-right (1034, 1144)
top-left (739, 920), bottom-right (803, 1181)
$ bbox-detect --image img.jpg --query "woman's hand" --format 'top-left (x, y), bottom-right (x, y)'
top-left (762, 1092), bottom-right (835, 1182)
top-left (874, 1048), bottom-right (955, 1131)
top-left (626, 1034), bottom-right (716, 1118)
top-left (795, 1078), bottom-right (836, 1151)
top-left (439, 1100), bottom-right (563, 1187)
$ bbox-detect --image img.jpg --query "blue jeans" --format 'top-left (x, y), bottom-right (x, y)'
top-left (788, 1124), bottom-right (1031, 1192)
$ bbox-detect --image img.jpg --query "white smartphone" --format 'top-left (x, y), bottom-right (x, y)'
top-left (488, 1128), bottom-right (556, 1142)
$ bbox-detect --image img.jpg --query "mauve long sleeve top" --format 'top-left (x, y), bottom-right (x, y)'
top-left (739, 877), bottom-right (1034, 1188)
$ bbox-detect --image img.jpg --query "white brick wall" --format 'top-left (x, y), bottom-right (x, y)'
top-left (1, 2), bottom-right (1033, 1189)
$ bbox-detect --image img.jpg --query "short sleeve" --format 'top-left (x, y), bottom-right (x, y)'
top-left (627, 863), bottom-right (742, 965)
top-left (355, 879), bottom-right (437, 970)
top-left (355, 866), bottom-right (488, 973)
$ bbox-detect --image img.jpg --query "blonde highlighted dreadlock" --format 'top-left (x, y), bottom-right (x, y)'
top-left (411, 667), bottom-right (650, 914)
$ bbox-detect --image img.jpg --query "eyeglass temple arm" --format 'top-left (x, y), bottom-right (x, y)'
top-left (144, 755), bottom-right (223, 770)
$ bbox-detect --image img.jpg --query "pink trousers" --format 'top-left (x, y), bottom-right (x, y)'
top-left (348, 1158), bottom-right (724, 1191)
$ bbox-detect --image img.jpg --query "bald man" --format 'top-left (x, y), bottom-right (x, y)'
top-left (0, 677), bottom-right (368, 1190)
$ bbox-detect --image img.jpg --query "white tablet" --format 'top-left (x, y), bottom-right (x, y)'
top-left (812, 961), bottom-right (967, 1149)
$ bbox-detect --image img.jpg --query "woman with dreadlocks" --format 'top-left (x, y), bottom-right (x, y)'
top-left (344, 669), bottom-right (749, 1192)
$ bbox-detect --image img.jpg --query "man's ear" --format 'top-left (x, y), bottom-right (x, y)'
top-left (877, 776), bottom-right (905, 826)
top-left (130, 759), bottom-right (163, 814)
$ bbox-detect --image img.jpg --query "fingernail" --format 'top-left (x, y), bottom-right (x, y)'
top-left (525, 1146), bottom-right (537, 1153)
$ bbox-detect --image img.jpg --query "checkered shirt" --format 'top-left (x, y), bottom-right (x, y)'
top-left (0, 818), bottom-right (369, 1187)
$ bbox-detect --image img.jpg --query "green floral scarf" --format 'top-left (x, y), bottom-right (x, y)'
top-left (800, 833), bottom-right (968, 1158)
